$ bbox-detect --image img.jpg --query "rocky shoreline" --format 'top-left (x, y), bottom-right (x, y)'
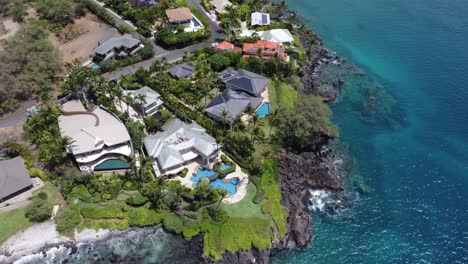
top-left (207, 27), bottom-right (353, 264)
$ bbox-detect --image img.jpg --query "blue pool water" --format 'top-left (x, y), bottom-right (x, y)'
top-left (272, 1), bottom-right (468, 264)
top-left (220, 164), bottom-right (231, 171)
top-left (90, 63), bottom-right (99, 69)
top-left (192, 17), bottom-right (201, 27)
top-left (191, 169), bottom-right (238, 195)
top-left (256, 102), bottom-right (270, 118)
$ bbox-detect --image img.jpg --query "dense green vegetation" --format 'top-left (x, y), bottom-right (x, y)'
top-left (0, 24), bottom-right (62, 114)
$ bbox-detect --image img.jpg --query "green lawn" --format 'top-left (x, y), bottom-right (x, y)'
top-left (0, 182), bottom-right (60, 244)
top-left (269, 81), bottom-right (298, 111)
top-left (220, 182), bottom-right (269, 220)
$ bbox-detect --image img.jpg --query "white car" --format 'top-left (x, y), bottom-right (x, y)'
top-left (211, 42), bottom-right (219, 47)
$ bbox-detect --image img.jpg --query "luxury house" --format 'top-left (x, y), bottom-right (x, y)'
top-left (238, 28), bottom-right (294, 44)
top-left (58, 100), bottom-right (133, 173)
top-left (242, 40), bottom-right (289, 61)
top-left (130, 86), bottom-right (164, 116)
top-left (168, 62), bottom-right (195, 79)
top-left (165, 7), bottom-right (203, 32)
top-left (0, 157), bottom-right (33, 203)
top-left (144, 119), bottom-right (220, 176)
top-left (205, 68), bottom-right (270, 124)
top-left (93, 34), bottom-right (142, 62)
top-left (251, 12), bottom-right (270, 26)
top-left (257, 29), bottom-right (294, 44)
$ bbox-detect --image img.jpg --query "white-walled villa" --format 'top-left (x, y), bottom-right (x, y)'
top-left (58, 100), bottom-right (133, 173)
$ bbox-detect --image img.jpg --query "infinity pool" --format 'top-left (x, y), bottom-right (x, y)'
top-left (191, 168), bottom-right (239, 195)
top-left (192, 17), bottom-right (201, 27)
top-left (256, 102), bottom-right (270, 118)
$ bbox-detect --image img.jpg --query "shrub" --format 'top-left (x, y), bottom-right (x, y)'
top-left (123, 181), bottom-right (138, 191)
top-left (25, 197), bottom-right (53, 222)
top-left (128, 207), bottom-right (163, 227)
top-left (182, 223), bottom-right (200, 238)
top-left (117, 24), bottom-right (133, 34)
top-left (126, 191), bottom-right (148, 206)
top-left (71, 184), bottom-right (93, 202)
top-left (37, 191), bottom-right (48, 200)
top-left (55, 206), bottom-right (81, 236)
top-left (179, 168), bottom-right (188, 178)
top-left (162, 214), bottom-right (184, 234)
top-left (29, 167), bottom-right (48, 181)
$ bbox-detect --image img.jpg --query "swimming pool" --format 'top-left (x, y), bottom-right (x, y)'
top-left (90, 63), bottom-right (99, 69)
top-left (191, 168), bottom-right (239, 195)
top-left (256, 102), bottom-right (270, 118)
top-left (94, 159), bottom-right (130, 171)
top-left (220, 164), bottom-right (231, 171)
top-left (192, 17), bottom-right (201, 27)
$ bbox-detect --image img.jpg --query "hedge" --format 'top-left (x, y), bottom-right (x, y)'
top-left (162, 214), bottom-right (184, 234)
top-left (84, 1), bottom-right (115, 26)
top-left (128, 207), bottom-right (164, 227)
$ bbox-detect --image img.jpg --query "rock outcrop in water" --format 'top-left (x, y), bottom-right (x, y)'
top-left (298, 27), bottom-right (346, 102)
top-left (208, 144), bottom-right (350, 264)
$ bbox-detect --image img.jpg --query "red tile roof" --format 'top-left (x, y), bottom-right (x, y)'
top-left (242, 40), bottom-right (288, 61)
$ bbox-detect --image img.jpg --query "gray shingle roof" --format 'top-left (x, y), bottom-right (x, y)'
top-left (94, 34), bottom-right (141, 55)
top-left (144, 119), bottom-right (218, 172)
top-left (131, 86), bottom-right (163, 109)
top-left (0, 157), bottom-right (32, 201)
top-left (218, 68), bottom-right (270, 96)
top-left (168, 62), bottom-right (195, 79)
top-left (205, 89), bottom-right (263, 124)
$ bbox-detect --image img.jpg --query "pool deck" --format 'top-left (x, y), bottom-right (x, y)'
top-left (170, 151), bottom-right (249, 204)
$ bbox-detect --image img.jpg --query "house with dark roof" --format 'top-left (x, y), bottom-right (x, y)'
top-left (93, 34), bottom-right (142, 62)
top-left (218, 68), bottom-right (270, 97)
top-left (144, 119), bottom-right (219, 176)
top-left (130, 86), bottom-right (163, 116)
top-left (251, 12), bottom-right (270, 26)
top-left (168, 62), bottom-right (195, 79)
top-left (205, 68), bottom-right (270, 125)
top-left (0, 157), bottom-right (33, 202)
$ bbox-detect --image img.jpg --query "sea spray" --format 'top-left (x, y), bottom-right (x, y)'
top-left (12, 226), bottom-right (203, 264)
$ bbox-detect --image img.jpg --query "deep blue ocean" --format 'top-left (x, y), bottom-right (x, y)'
top-left (273, 0), bottom-right (468, 263)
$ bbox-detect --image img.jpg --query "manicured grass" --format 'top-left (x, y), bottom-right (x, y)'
top-left (220, 183), bottom-right (269, 220)
top-left (0, 207), bottom-right (32, 244)
top-left (0, 182), bottom-right (60, 244)
top-left (258, 159), bottom-right (288, 236)
top-left (269, 81), bottom-right (298, 111)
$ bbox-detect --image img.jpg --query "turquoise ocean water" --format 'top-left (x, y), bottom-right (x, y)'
top-left (273, 0), bottom-right (468, 263)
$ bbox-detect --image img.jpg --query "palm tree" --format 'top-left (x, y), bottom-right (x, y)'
top-left (136, 93), bottom-right (147, 117)
top-left (232, 116), bottom-right (245, 141)
top-left (244, 105), bottom-right (255, 128)
top-left (121, 154), bottom-right (139, 180)
top-left (215, 189), bottom-right (228, 210)
top-left (220, 109), bottom-right (231, 129)
top-left (267, 108), bottom-right (281, 139)
top-left (123, 93), bottom-right (134, 117)
top-left (249, 113), bottom-right (263, 141)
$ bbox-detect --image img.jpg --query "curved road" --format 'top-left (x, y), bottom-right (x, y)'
top-left (1, 1), bottom-right (223, 127)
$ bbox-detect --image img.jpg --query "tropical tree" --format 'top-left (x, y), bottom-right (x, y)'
top-left (220, 109), bottom-right (231, 129)
top-left (136, 93), bottom-right (147, 117)
top-left (232, 116), bottom-right (245, 140)
top-left (267, 108), bottom-right (281, 139)
top-left (215, 189), bottom-right (228, 209)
